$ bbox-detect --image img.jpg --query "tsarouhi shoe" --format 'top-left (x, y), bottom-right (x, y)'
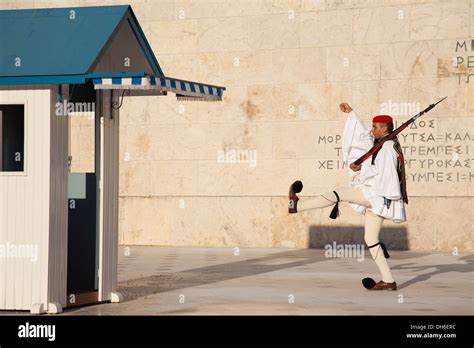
top-left (288, 180), bottom-right (303, 214)
top-left (369, 280), bottom-right (397, 291)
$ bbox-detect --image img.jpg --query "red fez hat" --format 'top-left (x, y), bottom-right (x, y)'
top-left (372, 115), bottom-right (393, 123)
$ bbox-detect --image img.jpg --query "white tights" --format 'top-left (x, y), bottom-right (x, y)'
top-left (298, 187), bottom-right (395, 283)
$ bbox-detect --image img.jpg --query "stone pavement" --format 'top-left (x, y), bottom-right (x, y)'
top-left (62, 246), bottom-right (473, 315)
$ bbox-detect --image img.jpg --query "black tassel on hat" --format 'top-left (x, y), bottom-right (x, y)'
top-left (329, 190), bottom-right (340, 219)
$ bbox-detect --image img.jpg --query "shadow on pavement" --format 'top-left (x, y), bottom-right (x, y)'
top-left (309, 225), bottom-right (409, 250)
top-left (116, 247), bottom-right (428, 302)
top-left (393, 254), bottom-right (474, 290)
top-left (117, 249), bottom-right (328, 301)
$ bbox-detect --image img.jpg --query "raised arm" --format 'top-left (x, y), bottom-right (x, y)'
top-left (340, 103), bottom-right (373, 169)
top-left (339, 103), bottom-right (370, 132)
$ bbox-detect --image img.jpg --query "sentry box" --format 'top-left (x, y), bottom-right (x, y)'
top-left (0, 5), bottom-right (225, 314)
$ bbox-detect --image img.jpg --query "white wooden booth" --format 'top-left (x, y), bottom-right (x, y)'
top-left (0, 5), bottom-right (224, 314)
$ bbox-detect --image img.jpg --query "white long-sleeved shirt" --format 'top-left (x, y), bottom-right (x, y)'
top-left (342, 110), bottom-right (407, 223)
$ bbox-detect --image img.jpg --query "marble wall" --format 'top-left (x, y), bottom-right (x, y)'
top-left (4, 0), bottom-right (472, 251)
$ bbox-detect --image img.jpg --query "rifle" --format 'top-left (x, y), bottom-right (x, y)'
top-left (352, 97), bottom-right (447, 166)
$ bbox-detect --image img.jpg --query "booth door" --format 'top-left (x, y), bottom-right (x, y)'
top-left (66, 83), bottom-right (100, 307)
top-left (67, 173), bottom-right (98, 294)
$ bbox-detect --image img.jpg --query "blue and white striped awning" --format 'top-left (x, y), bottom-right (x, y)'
top-left (93, 75), bottom-right (158, 89)
top-left (92, 75), bottom-right (225, 101)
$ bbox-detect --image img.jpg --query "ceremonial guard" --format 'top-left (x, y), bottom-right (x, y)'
top-left (289, 102), bottom-right (409, 290)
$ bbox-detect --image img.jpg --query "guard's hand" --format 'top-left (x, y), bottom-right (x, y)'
top-left (339, 102), bottom-right (352, 113)
top-left (350, 162), bottom-right (361, 172)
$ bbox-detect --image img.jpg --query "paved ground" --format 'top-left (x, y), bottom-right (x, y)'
top-left (59, 246), bottom-right (473, 315)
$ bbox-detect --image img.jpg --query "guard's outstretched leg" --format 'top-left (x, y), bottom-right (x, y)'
top-left (291, 186), bottom-right (369, 216)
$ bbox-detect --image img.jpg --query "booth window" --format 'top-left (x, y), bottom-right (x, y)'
top-left (0, 105), bottom-right (25, 172)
